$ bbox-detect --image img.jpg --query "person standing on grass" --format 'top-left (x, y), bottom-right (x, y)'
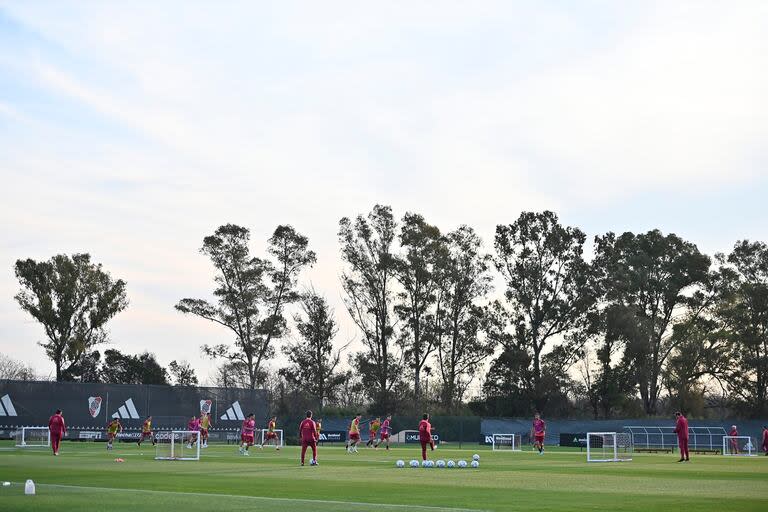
top-left (418, 413), bottom-right (435, 461)
top-left (366, 417), bottom-right (381, 448)
top-left (299, 410), bottom-right (318, 466)
top-left (346, 413), bottom-right (361, 453)
top-left (199, 412), bottom-right (212, 448)
top-left (674, 412), bottom-right (689, 462)
top-left (762, 426), bottom-right (768, 456)
top-left (137, 416), bottom-right (155, 447)
top-left (264, 416), bottom-right (280, 450)
top-left (48, 409), bottom-right (66, 456)
top-left (531, 412), bottom-right (546, 455)
top-left (106, 418), bottom-right (122, 451)
top-left (728, 425), bottom-right (739, 454)
top-left (240, 413), bottom-right (256, 456)
top-left (376, 415), bottom-right (392, 450)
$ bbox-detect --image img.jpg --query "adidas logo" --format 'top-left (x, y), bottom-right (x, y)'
top-left (220, 401), bottom-right (245, 421)
top-left (111, 398), bottom-right (140, 419)
top-left (0, 394), bottom-right (18, 417)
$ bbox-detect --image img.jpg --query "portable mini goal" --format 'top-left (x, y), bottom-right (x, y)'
top-left (722, 436), bottom-right (757, 457)
top-left (257, 429), bottom-right (284, 448)
top-left (155, 430), bottom-right (200, 460)
top-left (491, 433), bottom-right (522, 451)
top-left (15, 427), bottom-right (51, 448)
top-left (587, 432), bottom-right (632, 463)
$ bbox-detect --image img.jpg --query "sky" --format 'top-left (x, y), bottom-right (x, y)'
top-left (0, 1), bottom-right (766, 385)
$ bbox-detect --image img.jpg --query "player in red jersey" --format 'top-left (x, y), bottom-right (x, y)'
top-left (48, 409), bottom-right (66, 456)
top-left (762, 426), bottom-right (768, 456)
top-left (674, 411), bottom-right (689, 462)
top-left (137, 416), bottom-right (155, 447)
top-left (299, 410), bottom-right (319, 466)
top-left (531, 412), bottom-right (546, 455)
top-left (186, 416), bottom-right (201, 448)
top-left (264, 416), bottom-right (280, 450)
top-left (346, 414), bottom-right (362, 453)
top-left (418, 413), bottom-right (435, 461)
top-left (375, 415), bottom-right (392, 450)
top-left (240, 413), bottom-right (256, 455)
top-left (728, 425), bottom-right (740, 454)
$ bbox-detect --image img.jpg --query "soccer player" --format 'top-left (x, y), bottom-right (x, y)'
top-left (366, 417), bottom-right (381, 448)
top-left (199, 412), bottom-right (212, 448)
top-left (106, 418), bottom-right (122, 451)
top-left (315, 417), bottom-right (323, 442)
top-left (346, 414), bottom-right (362, 453)
top-left (187, 415), bottom-right (201, 448)
top-left (762, 425), bottom-right (768, 456)
top-left (728, 425), bottom-right (739, 454)
top-left (137, 416), bottom-right (155, 447)
top-left (48, 409), bottom-right (66, 456)
top-left (674, 411), bottom-right (689, 462)
top-left (531, 412), bottom-right (546, 455)
top-left (264, 416), bottom-right (280, 450)
top-left (240, 413), bottom-right (256, 455)
top-left (376, 415), bottom-right (392, 450)
top-left (418, 413), bottom-right (435, 461)
top-left (299, 410), bottom-right (318, 466)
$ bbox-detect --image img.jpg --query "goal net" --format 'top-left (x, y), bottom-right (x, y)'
top-left (257, 429), bottom-right (284, 448)
top-left (587, 432), bottom-right (632, 462)
top-left (155, 431), bottom-right (200, 460)
top-left (722, 436), bottom-right (757, 456)
top-left (15, 427), bottom-right (50, 448)
top-left (492, 433), bottom-right (522, 451)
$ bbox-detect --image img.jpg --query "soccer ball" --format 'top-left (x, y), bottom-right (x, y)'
top-left (427, 460), bottom-right (435, 468)
top-left (471, 460), bottom-right (479, 468)
top-left (436, 460), bottom-right (446, 468)
top-left (446, 460), bottom-right (456, 468)
top-left (458, 460), bottom-right (468, 468)
top-left (472, 454), bottom-right (480, 461)
top-left (410, 460), bottom-right (420, 468)
top-left (310, 459), bottom-right (317, 466)
top-left (396, 460), bottom-right (405, 468)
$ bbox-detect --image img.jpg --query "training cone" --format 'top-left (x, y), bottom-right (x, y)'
top-left (24, 479), bottom-right (35, 495)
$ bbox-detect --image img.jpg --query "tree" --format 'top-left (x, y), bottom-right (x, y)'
top-left (339, 205), bottom-right (401, 410)
top-left (176, 224), bottom-right (315, 389)
top-left (394, 213), bottom-right (445, 403)
top-left (14, 253), bottom-right (128, 381)
top-left (491, 211), bottom-right (595, 412)
top-left (61, 351), bottom-right (102, 383)
top-left (100, 349), bottom-right (168, 385)
top-left (434, 226), bottom-right (494, 411)
top-left (593, 230), bottom-right (711, 415)
top-left (169, 360), bottom-right (199, 387)
top-left (279, 291), bottom-right (349, 410)
top-left (716, 240), bottom-right (768, 417)
top-left (0, 354), bottom-right (37, 381)
top-left (212, 361), bottom-right (252, 389)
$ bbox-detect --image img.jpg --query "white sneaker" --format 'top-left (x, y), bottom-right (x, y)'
top-left (244, 451), bottom-right (250, 456)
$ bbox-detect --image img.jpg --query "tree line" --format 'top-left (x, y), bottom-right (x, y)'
top-left (12, 206), bottom-right (768, 419)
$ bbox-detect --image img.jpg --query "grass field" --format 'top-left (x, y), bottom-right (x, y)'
top-left (1, 441), bottom-right (766, 511)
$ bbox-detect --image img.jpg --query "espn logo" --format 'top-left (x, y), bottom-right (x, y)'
top-left (0, 394), bottom-right (18, 416)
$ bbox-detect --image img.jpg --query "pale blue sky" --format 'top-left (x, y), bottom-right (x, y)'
top-left (1, 1), bottom-right (766, 383)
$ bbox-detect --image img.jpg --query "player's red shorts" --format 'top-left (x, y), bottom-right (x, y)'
top-left (380, 432), bottom-right (390, 440)
top-left (534, 433), bottom-right (545, 443)
top-left (200, 428), bottom-right (208, 436)
top-left (107, 432), bottom-right (117, 441)
top-left (241, 433), bottom-right (254, 444)
top-left (265, 431), bottom-right (277, 440)
top-left (140, 431), bottom-right (153, 439)
top-left (349, 432), bottom-right (360, 441)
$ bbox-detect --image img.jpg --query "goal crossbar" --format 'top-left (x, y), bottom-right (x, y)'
top-left (15, 427), bottom-right (51, 448)
top-left (587, 432), bottom-right (632, 463)
top-left (256, 429), bottom-right (284, 448)
top-left (722, 436), bottom-right (757, 457)
top-left (491, 433), bottom-right (522, 452)
top-left (155, 430), bottom-right (200, 461)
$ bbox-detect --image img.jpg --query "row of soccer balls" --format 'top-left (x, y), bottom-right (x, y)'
top-left (397, 455), bottom-right (480, 469)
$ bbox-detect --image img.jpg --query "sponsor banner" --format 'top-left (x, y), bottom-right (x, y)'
top-left (78, 431), bottom-right (102, 440)
top-left (318, 431), bottom-right (346, 442)
top-left (560, 432), bottom-right (587, 447)
top-left (404, 432), bottom-right (440, 443)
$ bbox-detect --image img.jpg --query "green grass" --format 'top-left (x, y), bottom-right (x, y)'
top-left (0, 441), bottom-right (766, 511)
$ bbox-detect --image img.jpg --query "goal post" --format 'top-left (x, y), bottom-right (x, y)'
top-left (722, 436), bottom-right (757, 456)
top-left (155, 430), bottom-right (200, 461)
top-left (491, 433), bottom-right (522, 452)
top-left (257, 428), bottom-right (283, 448)
top-left (587, 432), bottom-right (632, 463)
top-left (15, 427), bottom-right (51, 448)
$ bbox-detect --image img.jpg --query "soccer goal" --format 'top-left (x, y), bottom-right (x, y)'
top-left (587, 432), bottom-right (632, 463)
top-left (15, 427), bottom-right (50, 448)
top-left (256, 429), bottom-right (284, 448)
top-left (722, 436), bottom-right (757, 456)
top-left (155, 431), bottom-right (200, 461)
top-left (491, 433), bottom-right (522, 451)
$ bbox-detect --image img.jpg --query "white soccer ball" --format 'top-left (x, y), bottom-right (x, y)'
top-left (427, 460), bottom-right (435, 468)
top-left (458, 460), bottom-right (468, 468)
top-left (436, 459), bottom-right (446, 468)
top-left (421, 460), bottom-right (429, 467)
top-left (472, 454), bottom-right (480, 461)
top-left (446, 460), bottom-right (456, 468)
top-left (410, 460), bottom-right (420, 468)
top-left (310, 459), bottom-right (317, 466)
top-left (396, 460), bottom-right (405, 468)
top-left (471, 460), bottom-right (479, 468)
